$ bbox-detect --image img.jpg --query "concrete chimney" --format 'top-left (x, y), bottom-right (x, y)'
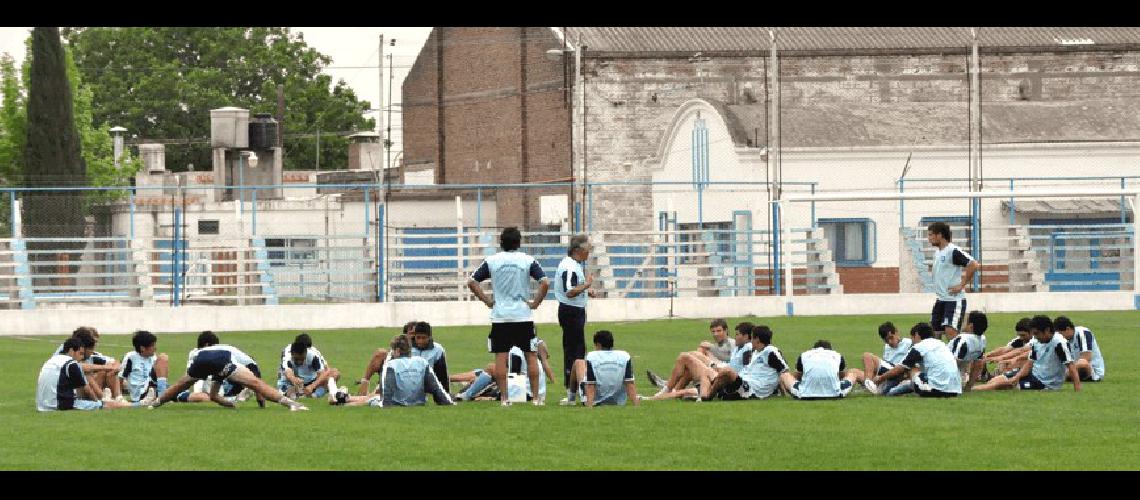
top-left (138, 143), bottom-right (166, 174)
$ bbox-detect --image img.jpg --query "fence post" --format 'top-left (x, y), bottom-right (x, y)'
top-left (476, 187), bottom-right (482, 233)
top-left (377, 203), bottom-right (385, 302)
top-left (810, 183), bottom-right (817, 228)
top-left (9, 191), bottom-right (18, 238)
top-left (772, 201), bottom-right (781, 296)
top-left (898, 178), bottom-right (905, 230)
top-left (1134, 193), bottom-right (1139, 298)
top-left (363, 187), bottom-right (370, 237)
top-left (251, 189), bottom-right (258, 236)
top-left (587, 184), bottom-right (594, 233)
top-left (129, 191), bottom-right (136, 240)
top-left (1121, 178), bottom-right (1127, 224)
top-left (172, 206), bottom-right (181, 307)
top-left (972, 195), bottom-right (981, 290)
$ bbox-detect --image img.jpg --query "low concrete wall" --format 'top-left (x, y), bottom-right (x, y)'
top-left (2, 292), bottom-right (1136, 336)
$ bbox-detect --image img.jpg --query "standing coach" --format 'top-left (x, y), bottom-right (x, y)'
top-left (554, 234), bottom-right (596, 405)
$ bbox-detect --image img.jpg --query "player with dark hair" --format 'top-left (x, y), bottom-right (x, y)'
top-left (926, 222), bottom-right (981, 340)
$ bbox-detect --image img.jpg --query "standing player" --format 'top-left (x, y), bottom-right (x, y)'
top-left (554, 234), bottom-right (596, 405)
top-left (566, 330), bottom-right (638, 407)
top-left (861, 321), bottom-right (912, 395)
top-left (872, 323), bottom-right (963, 397)
top-left (117, 331), bottom-right (169, 404)
top-left (1054, 316), bottom-right (1105, 383)
top-left (466, 227), bottom-right (550, 406)
top-left (926, 222), bottom-right (981, 340)
top-left (973, 315), bottom-right (1080, 392)
top-left (36, 338), bottom-right (152, 412)
top-left (785, 340), bottom-right (862, 400)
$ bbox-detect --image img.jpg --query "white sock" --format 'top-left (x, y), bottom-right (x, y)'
top-left (327, 378), bottom-right (339, 395)
top-left (278, 396), bottom-right (298, 407)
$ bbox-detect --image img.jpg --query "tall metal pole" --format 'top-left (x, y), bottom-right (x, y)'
top-left (969, 28), bottom-right (982, 289)
top-left (379, 34), bottom-right (385, 137)
top-left (387, 52), bottom-right (394, 172)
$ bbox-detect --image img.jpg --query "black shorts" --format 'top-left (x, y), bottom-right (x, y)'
top-left (1018, 374), bottom-right (1047, 390)
top-left (931, 299), bottom-right (967, 333)
top-left (187, 350), bottom-right (237, 380)
top-left (711, 378), bottom-right (747, 400)
top-left (488, 322), bottom-right (536, 353)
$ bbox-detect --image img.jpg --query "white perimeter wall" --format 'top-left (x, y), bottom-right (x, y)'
top-left (2, 292), bottom-right (1135, 336)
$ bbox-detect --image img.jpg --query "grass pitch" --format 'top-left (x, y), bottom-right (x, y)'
top-left (1, 310), bottom-right (1137, 470)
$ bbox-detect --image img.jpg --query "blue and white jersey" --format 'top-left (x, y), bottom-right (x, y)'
top-left (1007, 336), bottom-right (1036, 349)
top-left (189, 345), bottom-right (258, 370)
top-left (412, 342), bottom-right (446, 368)
top-left (932, 243), bottom-right (974, 301)
top-left (470, 250), bottom-right (547, 323)
top-left (740, 345), bottom-right (788, 397)
top-left (54, 344), bottom-right (114, 366)
top-left (280, 347), bottom-right (327, 382)
top-left (118, 351), bottom-right (157, 401)
top-left (948, 333), bottom-right (986, 362)
top-left (883, 337), bottom-right (913, 365)
top-left (794, 348), bottom-right (845, 398)
top-left (899, 338), bottom-right (962, 394)
top-left (506, 341), bottom-right (548, 399)
top-left (553, 256), bottom-right (587, 308)
top-left (379, 356), bottom-right (453, 407)
top-left (1029, 333), bottom-right (1074, 390)
top-left (728, 342), bottom-right (753, 373)
top-left (36, 354), bottom-right (88, 412)
top-left (585, 349), bottom-right (634, 405)
top-left (1068, 326), bottom-right (1104, 381)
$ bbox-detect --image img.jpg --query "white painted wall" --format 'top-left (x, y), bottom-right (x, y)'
top-left (2, 292), bottom-right (1134, 336)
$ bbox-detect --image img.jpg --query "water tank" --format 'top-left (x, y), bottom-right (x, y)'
top-left (210, 107), bottom-right (249, 148)
top-left (248, 113), bottom-right (279, 150)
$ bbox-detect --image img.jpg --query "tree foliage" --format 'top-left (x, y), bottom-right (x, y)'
top-left (23, 27), bottom-right (86, 239)
top-left (63, 27), bottom-right (375, 172)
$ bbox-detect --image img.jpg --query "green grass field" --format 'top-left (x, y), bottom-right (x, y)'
top-left (2, 310), bottom-right (1137, 470)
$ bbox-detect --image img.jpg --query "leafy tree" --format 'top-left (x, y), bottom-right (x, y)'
top-left (63, 27), bottom-right (375, 172)
top-left (23, 27), bottom-right (85, 241)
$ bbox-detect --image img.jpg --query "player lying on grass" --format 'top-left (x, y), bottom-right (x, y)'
top-left (785, 340), bottom-right (862, 400)
top-left (55, 327), bottom-right (124, 402)
top-left (872, 322), bottom-right (963, 397)
top-left (117, 331), bottom-right (168, 404)
top-left (453, 337), bottom-right (555, 403)
top-left (948, 310), bottom-right (988, 390)
top-left (983, 317), bottom-right (1034, 373)
top-left (645, 321), bottom-right (753, 400)
top-left (153, 334), bottom-right (309, 411)
top-left (1054, 316), bottom-right (1105, 383)
top-left (277, 333), bottom-right (345, 404)
top-left (861, 321), bottom-right (912, 395)
top-left (565, 330), bottom-right (637, 407)
top-left (973, 315), bottom-right (1081, 392)
top-left (646, 318), bottom-right (736, 389)
top-left (36, 337), bottom-right (155, 412)
top-left (339, 334), bottom-right (454, 408)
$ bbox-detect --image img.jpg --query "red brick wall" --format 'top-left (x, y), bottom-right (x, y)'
top-left (402, 27), bottom-right (573, 230)
top-left (835, 267), bottom-right (900, 294)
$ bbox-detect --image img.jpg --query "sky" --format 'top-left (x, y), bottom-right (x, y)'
top-left (0, 27), bottom-right (433, 165)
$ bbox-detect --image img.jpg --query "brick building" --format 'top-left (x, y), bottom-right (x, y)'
top-left (403, 27), bottom-right (1140, 293)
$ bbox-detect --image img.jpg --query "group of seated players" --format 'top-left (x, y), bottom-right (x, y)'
top-left (642, 313), bottom-right (1104, 402)
top-left (35, 312), bottom-right (1104, 412)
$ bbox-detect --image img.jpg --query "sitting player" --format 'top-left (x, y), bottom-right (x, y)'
top-left (455, 336), bottom-right (555, 403)
top-left (341, 334), bottom-right (454, 408)
top-left (36, 337), bottom-right (154, 412)
top-left (354, 321), bottom-right (417, 396)
top-left (973, 315), bottom-right (1080, 392)
top-left (154, 333), bottom-right (307, 411)
top-left (698, 325), bottom-right (790, 401)
top-left (566, 330), bottom-right (638, 407)
top-left (646, 318), bottom-right (736, 388)
top-left (861, 321), bottom-right (912, 396)
top-left (947, 310), bottom-right (988, 390)
top-left (645, 321), bottom-right (753, 401)
top-left (872, 322), bottom-right (962, 397)
top-left (1054, 316), bottom-right (1105, 383)
top-left (278, 335), bottom-right (343, 403)
top-left (983, 317), bottom-right (1034, 373)
top-left (785, 340), bottom-right (862, 400)
top-left (55, 327), bottom-right (123, 402)
top-left (117, 331), bottom-right (169, 404)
